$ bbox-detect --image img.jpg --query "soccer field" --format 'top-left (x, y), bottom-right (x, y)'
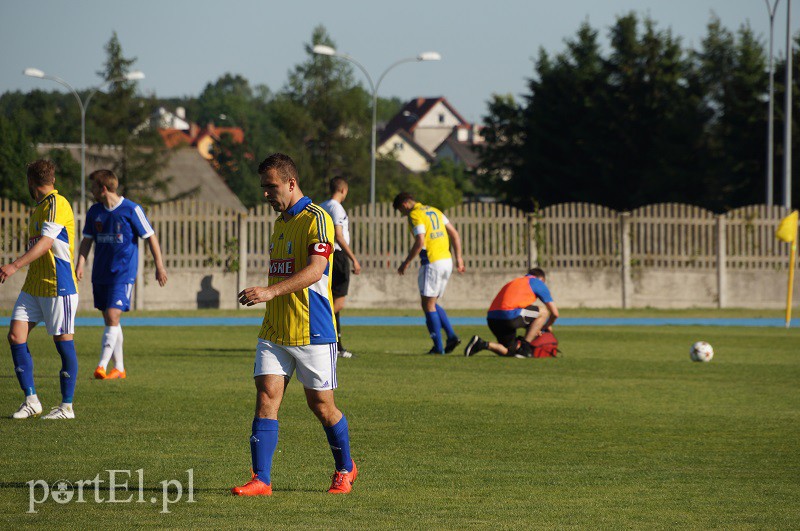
top-left (1, 322), bottom-right (798, 529)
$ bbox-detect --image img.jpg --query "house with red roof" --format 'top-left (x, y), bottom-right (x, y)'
top-left (377, 97), bottom-right (483, 172)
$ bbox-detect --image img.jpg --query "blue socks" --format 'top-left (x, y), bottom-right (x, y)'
top-left (250, 416), bottom-right (351, 484)
top-left (12, 341), bottom-right (78, 403)
top-left (54, 340), bottom-right (78, 404)
top-left (251, 418), bottom-right (279, 484)
top-left (10, 343), bottom-right (36, 396)
top-left (425, 311), bottom-right (444, 352)
top-left (323, 415), bottom-right (353, 472)
top-left (436, 304), bottom-right (456, 340)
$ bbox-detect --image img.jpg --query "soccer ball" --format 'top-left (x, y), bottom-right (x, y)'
top-left (690, 341), bottom-right (714, 362)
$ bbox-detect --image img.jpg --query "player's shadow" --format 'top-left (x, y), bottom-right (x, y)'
top-left (196, 275), bottom-right (220, 309)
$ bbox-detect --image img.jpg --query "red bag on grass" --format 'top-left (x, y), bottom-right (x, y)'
top-left (530, 331), bottom-right (559, 358)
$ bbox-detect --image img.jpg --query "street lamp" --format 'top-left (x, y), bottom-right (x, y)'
top-left (23, 68), bottom-right (145, 215)
top-left (783, 0), bottom-right (794, 210)
top-left (765, 0), bottom-right (780, 206)
top-left (312, 45), bottom-right (441, 210)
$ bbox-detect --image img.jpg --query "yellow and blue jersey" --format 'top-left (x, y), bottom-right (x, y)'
top-left (259, 196), bottom-right (337, 346)
top-left (408, 202), bottom-right (451, 264)
top-left (22, 189), bottom-right (78, 297)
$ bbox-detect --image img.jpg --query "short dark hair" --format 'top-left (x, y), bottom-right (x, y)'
top-left (89, 169), bottom-right (118, 193)
top-left (258, 153), bottom-right (298, 183)
top-left (392, 192), bottom-right (415, 210)
top-left (329, 176), bottom-right (348, 195)
top-left (528, 267), bottom-right (546, 280)
top-left (27, 160), bottom-right (56, 186)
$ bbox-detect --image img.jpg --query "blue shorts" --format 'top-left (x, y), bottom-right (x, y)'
top-left (93, 283), bottom-right (134, 312)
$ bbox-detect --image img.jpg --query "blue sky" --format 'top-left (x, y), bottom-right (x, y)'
top-left (1, 0), bottom-right (797, 122)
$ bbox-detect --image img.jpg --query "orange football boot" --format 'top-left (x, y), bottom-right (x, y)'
top-left (106, 368), bottom-right (126, 379)
top-left (231, 473), bottom-right (272, 496)
top-left (93, 366), bottom-right (107, 379)
top-left (328, 459), bottom-right (358, 494)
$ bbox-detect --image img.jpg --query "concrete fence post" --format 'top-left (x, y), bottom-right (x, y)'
top-left (527, 213), bottom-right (538, 269)
top-left (620, 212), bottom-right (632, 309)
top-left (237, 213), bottom-right (248, 309)
top-left (716, 214), bottom-right (727, 308)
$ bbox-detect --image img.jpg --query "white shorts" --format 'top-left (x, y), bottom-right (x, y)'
top-left (12, 291), bottom-right (79, 336)
top-left (418, 258), bottom-right (453, 298)
top-left (254, 338), bottom-right (338, 391)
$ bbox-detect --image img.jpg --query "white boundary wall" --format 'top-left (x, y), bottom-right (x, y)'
top-left (2, 199), bottom-right (798, 310)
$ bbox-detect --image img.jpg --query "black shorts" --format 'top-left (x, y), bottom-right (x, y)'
top-left (487, 305), bottom-right (540, 348)
top-left (331, 250), bottom-right (351, 298)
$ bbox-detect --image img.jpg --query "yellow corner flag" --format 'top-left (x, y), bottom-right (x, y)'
top-left (776, 210), bottom-right (798, 242)
top-left (776, 210), bottom-right (798, 328)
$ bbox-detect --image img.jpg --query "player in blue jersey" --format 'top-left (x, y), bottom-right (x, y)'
top-left (76, 170), bottom-right (167, 380)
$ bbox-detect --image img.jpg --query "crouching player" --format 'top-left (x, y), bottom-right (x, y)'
top-left (232, 153), bottom-right (356, 496)
top-left (464, 268), bottom-right (559, 358)
top-left (76, 170), bottom-right (167, 380)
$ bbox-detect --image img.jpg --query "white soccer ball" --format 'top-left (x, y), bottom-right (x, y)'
top-left (690, 341), bottom-right (714, 362)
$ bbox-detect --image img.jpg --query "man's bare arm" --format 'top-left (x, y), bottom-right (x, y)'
top-left (398, 234), bottom-right (425, 275)
top-left (334, 225), bottom-right (361, 274)
top-left (146, 234), bottom-right (168, 286)
top-left (238, 254), bottom-right (328, 306)
top-left (75, 237), bottom-right (94, 281)
top-left (445, 223), bottom-right (465, 273)
top-left (0, 236), bottom-right (54, 283)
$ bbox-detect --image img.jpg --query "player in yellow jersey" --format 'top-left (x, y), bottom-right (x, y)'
top-left (393, 192), bottom-right (465, 354)
top-left (231, 153), bottom-right (356, 496)
top-left (0, 160), bottom-right (79, 420)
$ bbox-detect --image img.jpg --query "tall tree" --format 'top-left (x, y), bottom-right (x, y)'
top-left (477, 93), bottom-right (525, 199)
top-left (92, 32), bottom-right (171, 204)
top-left (213, 131), bottom-right (262, 208)
top-left (0, 116), bottom-right (38, 203)
top-left (480, 14), bottom-right (711, 210)
top-left (762, 34), bottom-right (799, 208)
top-left (600, 14), bottom-right (704, 209)
top-left (691, 18), bottom-right (767, 210)
top-left (524, 23), bottom-right (607, 207)
top-left (277, 25), bottom-right (371, 203)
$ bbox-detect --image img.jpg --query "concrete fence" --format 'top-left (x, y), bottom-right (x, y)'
top-left (1, 198), bottom-right (798, 310)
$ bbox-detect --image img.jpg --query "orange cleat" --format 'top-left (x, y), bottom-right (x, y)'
top-left (106, 368), bottom-right (126, 379)
top-left (231, 475), bottom-right (272, 496)
top-left (93, 366), bottom-right (107, 379)
top-left (328, 459), bottom-right (358, 494)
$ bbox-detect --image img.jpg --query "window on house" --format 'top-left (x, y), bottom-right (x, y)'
top-left (394, 142), bottom-right (404, 150)
top-left (438, 113), bottom-right (445, 123)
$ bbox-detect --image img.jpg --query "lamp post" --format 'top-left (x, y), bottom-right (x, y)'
top-left (311, 45), bottom-right (441, 210)
top-left (783, 0), bottom-right (794, 210)
top-left (23, 68), bottom-right (145, 215)
top-left (766, 0), bottom-right (780, 206)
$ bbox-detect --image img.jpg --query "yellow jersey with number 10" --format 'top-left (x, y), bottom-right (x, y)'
top-left (408, 202), bottom-right (451, 265)
top-left (258, 196), bottom-right (337, 346)
top-left (22, 190), bottom-right (78, 297)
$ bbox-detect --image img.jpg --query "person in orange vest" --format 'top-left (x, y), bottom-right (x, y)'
top-left (464, 268), bottom-right (559, 358)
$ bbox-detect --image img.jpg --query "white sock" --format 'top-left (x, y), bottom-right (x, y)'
top-left (112, 325), bottom-right (124, 372)
top-left (26, 394), bottom-right (40, 405)
top-left (99, 325), bottom-right (121, 369)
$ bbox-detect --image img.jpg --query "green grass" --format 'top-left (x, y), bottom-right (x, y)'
top-left (1, 323), bottom-right (798, 529)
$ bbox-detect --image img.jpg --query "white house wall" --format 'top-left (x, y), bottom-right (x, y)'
top-left (412, 101), bottom-right (464, 153)
top-left (377, 133), bottom-right (431, 172)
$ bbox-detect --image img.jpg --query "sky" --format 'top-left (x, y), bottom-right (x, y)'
top-left (1, 0), bottom-right (798, 123)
